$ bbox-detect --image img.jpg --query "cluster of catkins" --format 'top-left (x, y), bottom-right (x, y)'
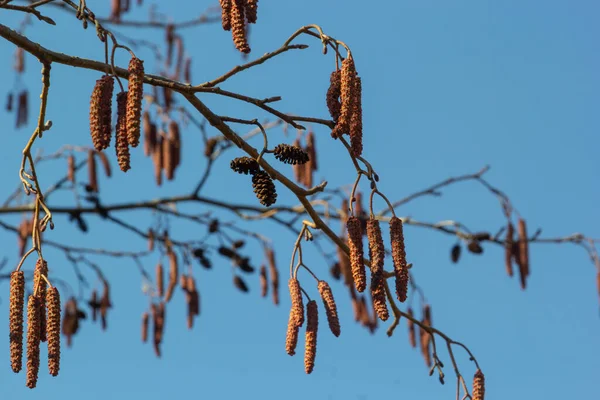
top-left (327, 55), bottom-right (363, 157)
top-left (219, 0), bottom-right (259, 53)
top-left (290, 131), bottom-right (318, 188)
top-left (142, 114), bottom-right (182, 185)
top-left (6, 47), bottom-right (29, 128)
top-left (285, 277), bottom-right (340, 374)
top-left (504, 218), bottom-right (530, 290)
top-left (9, 259), bottom-right (61, 389)
top-left (89, 57), bottom-right (144, 172)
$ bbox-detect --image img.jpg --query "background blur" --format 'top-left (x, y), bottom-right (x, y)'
top-left (1, 1), bottom-right (599, 399)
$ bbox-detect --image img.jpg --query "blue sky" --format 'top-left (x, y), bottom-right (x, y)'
top-left (1, 1), bottom-right (599, 399)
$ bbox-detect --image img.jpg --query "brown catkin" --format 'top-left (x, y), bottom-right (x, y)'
top-left (518, 218), bottom-right (529, 279)
top-left (33, 259), bottom-right (48, 343)
top-left (142, 112), bottom-right (154, 156)
top-left (97, 151), bottom-right (112, 178)
top-left (245, 0), bottom-right (258, 23)
top-left (347, 216), bottom-right (366, 292)
top-left (46, 287), bottom-right (61, 377)
top-left (219, 0), bottom-right (232, 30)
top-left (326, 70), bottom-right (342, 123)
top-left (26, 295), bottom-right (41, 389)
top-left (153, 136), bottom-right (163, 186)
top-left (370, 271), bottom-right (389, 321)
top-left (163, 135), bottom-right (174, 180)
top-left (10, 271), bottom-right (25, 373)
top-left (285, 311), bottom-right (300, 356)
top-left (304, 300), bottom-right (318, 374)
top-left (407, 307), bottom-right (417, 348)
top-left (267, 248), bottom-right (280, 306)
top-left (335, 56), bottom-right (356, 137)
top-left (349, 76), bottom-right (363, 157)
top-left (67, 155), bottom-right (75, 183)
top-left (88, 150), bottom-right (98, 193)
top-left (169, 121), bottom-right (181, 169)
top-left (141, 312), bottom-right (149, 343)
top-left (317, 281), bottom-right (340, 337)
top-left (126, 57), bottom-right (144, 147)
top-left (259, 265), bottom-right (268, 297)
top-left (230, 0), bottom-right (250, 53)
top-left (367, 219), bottom-right (385, 274)
top-left (306, 131), bottom-right (318, 171)
top-left (89, 75), bottom-right (114, 151)
top-left (390, 217), bottom-right (409, 302)
top-left (164, 250), bottom-right (178, 302)
top-left (472, 369), bottom-right (485, 400)
top-left (289, 278), bottom-right (304, 328)
top-left (156, 263), bottom-right (164, 297)
top-left (100, 282), bottom-right (111, 330)
top-left (115, 92), bottom-right (131, 172)
top-left (505, 222), bottom-right (514, 277)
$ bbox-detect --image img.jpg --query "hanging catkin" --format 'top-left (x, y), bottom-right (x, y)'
top-left (390, 217), bottom-right (409, 302)
top-left (407, 307), bottom-right (417, 348)
top-left (517, 218), bottom-right (529, 289)
top-left (288, 278), bottom-right (304, 327)
top-left (267, 248), bottom-right (280, 305)
top-left (326, 70), bottom-right (342, 123)
top-left (285, 311), bottom-right (300, 356)
top-left (349, 76), bottom-right (363, 157)
top-left (347, 216), bottom-right (366, 292)
top-left (505, 222), bottom-right (514, 277)
top-left (164, 250), bottom-right (178, 302)
top-left (472, 369), bottom-right (485, 400)
top-left (317, 281), bottom-right (340, 337)
top-left (46, 287), bottom-right (61, 377)
top-left (156, 263), bottom-right (164, 297)
top-left (10, 270), bottom-right (25, 373)
top-left (260, 265), bottom-right (268, 297)
top-left (141, 312), bottom-right (149, 343)
top-left (87, 150), bottom-right (98, 193)
top-left (304, 300), bottom-right (318, 374)
top-left (219, 0), bottom-right (232, 30)
top-left (126, 57), bottom-right (144, 147)
top-left (33, 259), bottom-right (48, 343)
top-left (26, 295), bottom-right (41, 388)
top-left (230, 0), bottom-right (250, 53)
top-left (115, 92), bottom-right (131, 172)
top-left (245, 0), bottom-right (258, 23)
top-left (89, 75), bottom-right (114, 151)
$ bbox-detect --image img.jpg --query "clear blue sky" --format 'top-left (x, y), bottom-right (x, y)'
top-left (1, 1), bottom-right (599, 399)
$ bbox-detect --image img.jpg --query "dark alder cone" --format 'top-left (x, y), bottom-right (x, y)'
top-left (288, 278), bottom-right (304, 328)
top-left (472, 369), bottom-right (485, 400)
top-left (505, 222), bottom-right (515, 277)
top-left (347, 216), bottom-right (366, 292)
top-left (33, 259), bottom-right (48, 343)
top-left (306, 131), bottom-right (318, 171)
top-left (46, 287), bottom-right (61, 377)
top-left (26, 295), bottom-right (41, 389)
top-left (517, 218), bottom-right (530, 279)
top-left (252, 170), bottom-right (277, 206)
top-left (285, 311), bottom-right (300, 356)
top-left (88, 150), bottom-right (99, 193)
top-left (153, 136), bottom-right (163, 186)
top-left (230, 0), bottom-right (250, 53)
top-left (273, 143), bottom-right (309, 165)
top-left (141, 312), bottom-right (149, 343)
top-left (156, 263), bottom-right (164, 297)
top-left (10, 271), bottom-right (25, 373)
top-left (317, 281), bottom-right (340, 337)
top-left (89, 75), bottom-right (114, 151)
top-left (349, 76), bottom-right (363, 157)
top-left (230, 156), bottom-right (260, 175)
top-left (467, 240), bottom-right (483, 254)
top-left (267, 248), bottom-right (280, 306)
top-left (233, 275), bottom-right (249, 293)
top-left (232, 239), bottom-right (245, 249)
top-left (245, 0), bottom-right (258, 23)
top-left (407, 307), bottom-right (417, 348)
top-left (219, 0), bottom-right (232, 30)
top-left (126, 57), bottom-right (144, 147)
top-left (100, 282), bottom-right (111, 330)
top-left (390, 217), bottom-right (409, 302)
top-left (326, 70), bottom-right (342, 123)
top-left (115, 92), bottom-right (131, 172)
top-left (209, 219), bottom-right (220, 233)
top-left (259, 265), bottom-right (268, 297)
top-left (451, 244), bottom-right (461, 263)
top-left (67, 155), bottom-right (75, 183)
top-left (304, 300), bottom-right (318, 374)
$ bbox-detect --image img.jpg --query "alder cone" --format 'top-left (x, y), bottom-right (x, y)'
top-left (230, 156), bottom-right (259, 175)
top-left (347, 216), bottom-right (366, 292)
top-left (230, 0), bottom-right (250, 53)
top-left (472, 369), bottom-right (485, 400)
top-left (273, 143), bottom-right (309, 165)
top-left (46, 287), bottom-right (61, 377)
top-left (288, 278), bottom-right (304, 328)
top-left (304, 300), bottom-right (318, 374)
top-left (252, 170), bottom-right (277, 206)
top-left (126, 57), bottom-right (144, 147)
top-left (10, 271), bottom-right (25, 373)
top-left (89, 75), bottom-right (114, 151)
top-left (390, 217), bottom-right (409, 302)
top-left (26, 295), bottom-right (41, 389)
top-left (115, 92), bottom-right (131, 172)
top-left (219, 0), bottom-right (231, 30)
top-left (317, 281), bottom-right (340, 337)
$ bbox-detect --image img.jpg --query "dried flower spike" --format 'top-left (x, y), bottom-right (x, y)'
top-left (230, 156), bottom-right (259, 175)
top-left (326, 70), bottom-right (342, 123)
top-left (46, 287), bottom-right (61, 377)
top-left (88, 150), bottom-right (99, 193)
top-left (89, 75), bottom-right (114, 151)
top-left (267, 248), bottom-right (280, 306)
top-left (115, 92), bottom-right (131, 172)
top-left (335, 56), bottom-right (357, 138)
top-left (273, 143), bottom-right (309, 165)
top-left (156, 263), bottom-right (164, 297)
top-left (33, 259), bottom-right (48, 343)
top-left (245, 0), bottom-right (258, 23)
top-left (10, 270), bottom-right (25, 373)
top-left (230, 0), bottom-right (250, 53)
top-left (304, 300), bottom-right (318, 374)
top-left (317, 281), bottom-right (340, 337)
top-left (219, 0), bottom-right (232, 30)
top-left (126, 57), bottom-right (144, 147)
top-left (252, 170), bottom-right (277, 206)
top-left (285, 311), bottom-right (300, 356)
top-left (141, 312), bottom-right (149, 343)
top-left (26, 295), bottom-right (41, 389)
top-left (259, 265), bottom-right (268, 297)
top-left (517, 218), bottom-right (529, 284)
top-left (472, 369), bottom-right (485, 400)
top-left (390, 217), bottom-right (409, 302)
top-left (349, 76), bottom-right (363, 157)
top-left (370, 271), bottom-right (389, 321)
top-left (289, 278), bottom-right (304, 328)
top-left (347, 216), bottom-right (366, 292)
top-left (505, 222), bottom-right (514, 277)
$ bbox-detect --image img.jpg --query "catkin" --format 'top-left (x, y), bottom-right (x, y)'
top-left (505, 222), bottom-right (514, 277)
top-left (10, 271), bottom-right (25, 373)
top-left (285, 311), bottom-right (300, 356)
top-left (67, 155), bottom-right (75, 183)
top-left (156, 263), bottom-right (164, 297)
top-left (100, 282), bottom-right (111, 331)
top-left (370, 271), bottom-right (389, 321)
top-left (141, 312), bottom-right (149, 343)
top-left (89, 75), bottom-right (114, 151)
top-left (367, 219), bottom-right (385, 274)
top-left (390, 217), bottom-right (409, 302)
top-left (304, 300), bottom-right (318, 374)
top-left (219, 0), bottom-right (231, 30)
top-left (115, 92), bottom-right (131, 172)
top-left (349, 76), bottom-right (363, 157)
top-left (267, 248), bottom-right (280, 305)
top-left (126, 57), bottom-right (144, 147)
top-left (143, 112), bottom-right (155, 156)
top-left (230, 0), bottom-right (250, 53)
top-left (46, 287), bottom-right (61, 377)
top-left (306, 131), bottom-right (317, 171)
top-left (407, 307), bottom-right (417, 348)
top-left (326, 70), bottom-right (342, 124)
top-left (472, 369), bottom-right (485, 400)
top-left (162, 134), bottom-right (174, 180)
top-left (169, 121), bottom-right (181, 170)
top-left (97, 151), bottom-right (112, 177)
top-left (26, 295), bottom-right (41, 389)
top-left (260, 265), bottom-right (268, 297)
top-left (88, 150), bottom-right (98, 193)
top-left (317, 281), bottom-right (340, 337)
top-left (164, 250), bottom-right (178, 302)
top-left (153, 136), bottom-right (163, 186)
top-left (289, 278), bottom-right (304, 328)
top-left (517, 218), bottom-right (529, 282)
top-left (33, 259), bottom-right (48, 343)
top-left (347, 216), bottom-right (366, 292)
top-left (245, 0), bottom-right (258, 23)
top-left (336, 56), bottom-right (356, 137)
